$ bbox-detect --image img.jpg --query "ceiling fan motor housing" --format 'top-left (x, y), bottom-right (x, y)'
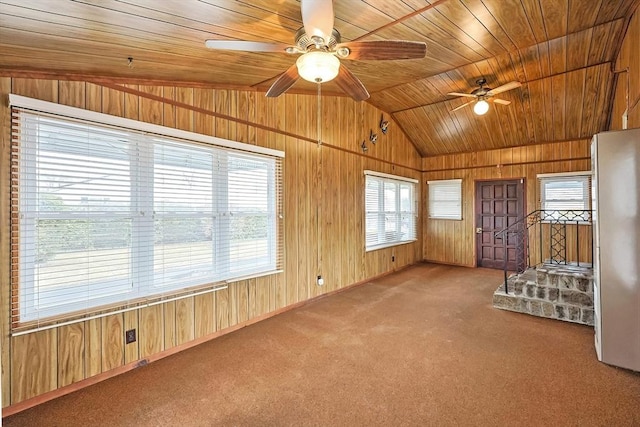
top-left (294, 27), bottom-right (340, 51)
top-left (471, 87), bottom-right (490, 96)
top-left (471, 78), bottom-right (491, 96)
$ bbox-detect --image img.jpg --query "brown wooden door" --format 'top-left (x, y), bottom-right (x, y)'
top-left (476, 179), bottom-right (524, 269)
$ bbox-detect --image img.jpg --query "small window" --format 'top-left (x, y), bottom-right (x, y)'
top-left (364, 171), bottom-right (418, 251)
top-left (428, 179), bottom-right (462, 220)
top-left (538, 172), bottom-right (591, 222)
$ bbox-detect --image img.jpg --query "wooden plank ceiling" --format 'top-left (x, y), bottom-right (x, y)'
top-left (0, 0), bottom-right (637, 156)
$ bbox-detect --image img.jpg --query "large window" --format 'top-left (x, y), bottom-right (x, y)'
top-left (365, 171), bottom-right (418, 251)
top-left (538, 172), bottom-right (591, 221)
top-left (10, 95), bottom-right (283, 328)
top-left (428, 179), bottom-right (462, 220)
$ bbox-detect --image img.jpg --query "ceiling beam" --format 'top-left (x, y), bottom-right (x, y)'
top-left (604, 0), bottom-right (640, 129)
top-left (389, 61), bottom-right (613, 114)
top-left (94, 81), bottom-right (422, 171)
top-left (423, 155), bottom-right (591, 173)
top-left (352, 0), bottom-right (450, 41)
top-left (0, 68), bottom-right (348, 99)
top-left (0, 68), bottom-right (256, 91)
top-left (369, 17), bottom-right (625, 97)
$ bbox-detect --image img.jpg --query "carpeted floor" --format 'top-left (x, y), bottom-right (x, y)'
top-left (4, 263), bottom-right (640, 426)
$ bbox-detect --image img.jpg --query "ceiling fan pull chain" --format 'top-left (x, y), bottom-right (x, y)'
top-left (317, 82), bottom-right (322, 146)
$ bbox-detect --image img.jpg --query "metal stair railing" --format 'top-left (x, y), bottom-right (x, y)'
top-left (494, 209), bottom-right (593, 294)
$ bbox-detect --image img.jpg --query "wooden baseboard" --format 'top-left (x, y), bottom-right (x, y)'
top-left (422, 259), bottom-right (475, 268)
top-left (2, 263), bottom-right (416, 418)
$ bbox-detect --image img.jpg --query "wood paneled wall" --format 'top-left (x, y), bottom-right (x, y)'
top-left (422, 140), bottom-right (591, 266)
top-left (610, 9), bottom-right (640, 130)
top-left (0, 77), bottom-right (422, 408)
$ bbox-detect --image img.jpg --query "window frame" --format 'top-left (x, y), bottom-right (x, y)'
top-left (364, 170), bottom-right (418, 252)
top-left (427, 179), bottom-right (463, 220)
top-left (537, 171), bottom-right (592, 223)
top-left (10, 94), bottom-right (284, 330)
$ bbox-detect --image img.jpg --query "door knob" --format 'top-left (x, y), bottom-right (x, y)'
top-left (476, 227), bottom-right (482, 234)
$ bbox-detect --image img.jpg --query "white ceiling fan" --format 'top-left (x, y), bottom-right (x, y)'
top-left (448, 78), bottom-right (522, 115)
top-left (204, 0), bottom-right (427, 101)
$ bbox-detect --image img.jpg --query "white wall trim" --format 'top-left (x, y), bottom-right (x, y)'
top-left (427, 178), bottom-right (462, 184)
top-left (537, 171), bottom-right (591, 178)
top-left (364, 169), bottom-right (419, 183)
top-left (9, 94), bottom-right (285, 158)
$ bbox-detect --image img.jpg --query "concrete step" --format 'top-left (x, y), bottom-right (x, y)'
top-left (493, 265), bottom-right (594, 326)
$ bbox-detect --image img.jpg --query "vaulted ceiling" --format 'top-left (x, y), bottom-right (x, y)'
top-left (0, 0), bottom-right (637, 156)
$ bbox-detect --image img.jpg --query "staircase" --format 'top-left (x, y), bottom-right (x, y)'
top-left (492, 264), bottom-right (594, 326)
top-left (491, 209), bottom-right (594, 326)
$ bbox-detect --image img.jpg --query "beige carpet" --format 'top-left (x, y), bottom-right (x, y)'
top-left (5, 263), bottom-right (640, 426)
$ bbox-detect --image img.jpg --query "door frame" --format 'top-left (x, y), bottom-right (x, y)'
top-left (474, 177), bottom-right (527, 268)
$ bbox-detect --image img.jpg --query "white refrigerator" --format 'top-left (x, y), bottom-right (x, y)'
top-left (591, 127), bottom-right (640, 372)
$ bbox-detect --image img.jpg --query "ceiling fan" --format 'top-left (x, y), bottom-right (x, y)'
top-left (204, 0), bottom-right (427, 101)
top-left (448, 78), bottom-right (522, 115)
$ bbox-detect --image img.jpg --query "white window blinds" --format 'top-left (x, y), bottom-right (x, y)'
top-left (428, 179), bottom-right (462, 220)
top-left (538, 172), bottom-right (591, 221)
top-left (364, 171), bottom-right (418, 251)
top-left (10, 95), bottom-right (284, 331)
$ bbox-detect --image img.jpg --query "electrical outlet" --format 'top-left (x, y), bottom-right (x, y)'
top-left (317, 275), bottom-right (324, 286)
top-left (125, 329), bottom-right (136, 344)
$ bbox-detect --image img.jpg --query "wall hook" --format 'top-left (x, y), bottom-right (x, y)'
top-left (370, 129), bottom-right (378, 144)
top-left (380, 114), bottom-right (389, 134)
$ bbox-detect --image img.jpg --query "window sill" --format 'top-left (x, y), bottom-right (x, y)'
top-left (365, 239), bottom-right (417, 252)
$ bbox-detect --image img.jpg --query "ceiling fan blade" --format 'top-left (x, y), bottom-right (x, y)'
top-left (486, 81), bottom-right (522, 96)
top-left (336, 41), bottom-right (427, 60)
top-left (301, 0), bottom-right (334, 45)
top-left (205, 40), bottom-right (292, 53)
top-left (450, 99), bottom-right (475, 112)
top-left (266, 64), bottom-right (300, 98)
top-left (490, 98), bottom-right (511, 105)
top-left (447, 92), bottom-right (477, 98)
top-left (334, 64), bottom-right (370, 101)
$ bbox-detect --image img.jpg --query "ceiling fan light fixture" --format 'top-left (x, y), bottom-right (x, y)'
top-left (296, 51), bottom-right (340, 83)
top-left (473, 99), bottom-right (489, 115)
